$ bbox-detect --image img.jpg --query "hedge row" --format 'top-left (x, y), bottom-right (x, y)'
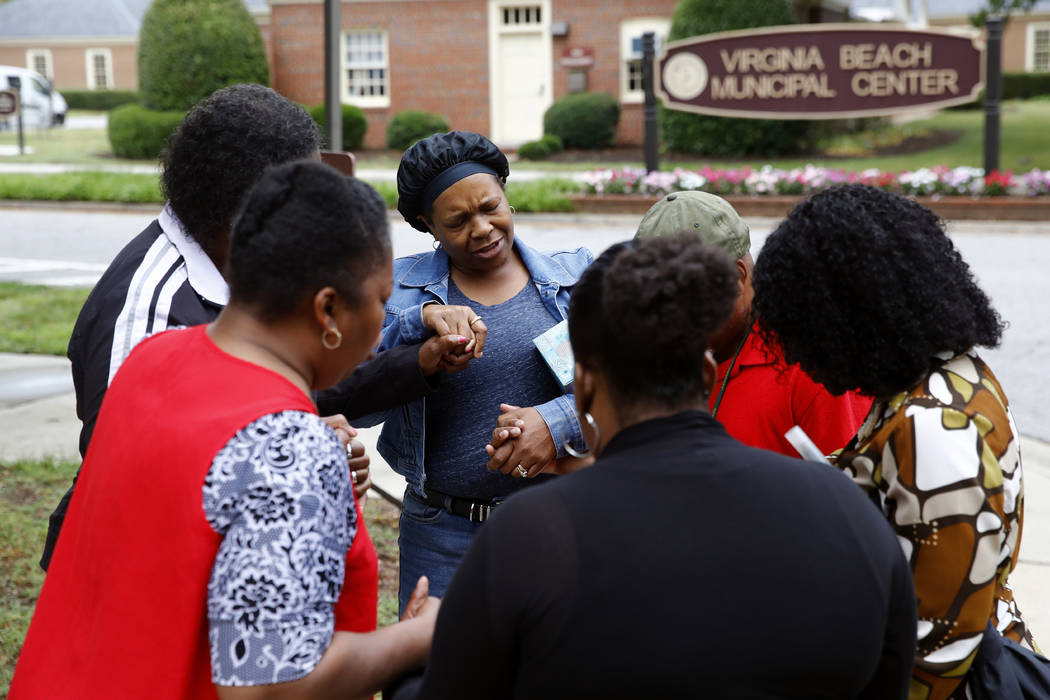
top-left (948, 73), bottom-right (1050, 110)
top-left (60, 90), bottom-right (138, 111)
top-left (107, 104), bottom-right (184, 160)
top-left (543, 92), bottom-right (620, 149)
top-left (1004, 72), bottom-right (1050, 100)
top-left (306, 103), bottom-right (368, 150)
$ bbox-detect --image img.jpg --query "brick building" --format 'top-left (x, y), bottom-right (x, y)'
top-left (268, 0), bottom-right (850, 148)
top-left (0, 0), bottom-right (268, 91)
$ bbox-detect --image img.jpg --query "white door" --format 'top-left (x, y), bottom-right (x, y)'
top-left (489, 1), bottom-right (552, 146)
top-left (497, 32), bottom-right (546, 144)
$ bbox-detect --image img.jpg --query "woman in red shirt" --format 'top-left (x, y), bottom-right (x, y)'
top-left (12, 161), bottom-right (438, 699)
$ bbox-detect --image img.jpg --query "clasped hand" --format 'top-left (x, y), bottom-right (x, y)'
top-left (485, 403), bottom-right (556, 478)
top-left (418, 304), bottom-right (488, 376)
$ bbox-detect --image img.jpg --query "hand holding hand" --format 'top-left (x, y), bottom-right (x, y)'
top-left (422, 304), bottom-right (487, 359)
top-left (346, 438), bottom-right (371, 503)
top-left (320, 415), bottom-right (370, 502)
top-left (485, 404), bottom-right (556, 478)
top-left (418, 334), bottom-right (472, 376)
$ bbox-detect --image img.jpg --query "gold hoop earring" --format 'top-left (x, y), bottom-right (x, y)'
top-left (321, 326), bottom-right (342, 350)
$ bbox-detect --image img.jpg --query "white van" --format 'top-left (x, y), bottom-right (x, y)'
top-left (0, 65), bottom-right (67, 131)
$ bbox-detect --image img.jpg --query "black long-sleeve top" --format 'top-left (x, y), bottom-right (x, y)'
top-left (412, 410), bottom-right (917, 699)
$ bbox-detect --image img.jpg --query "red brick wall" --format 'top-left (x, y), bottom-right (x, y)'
top-left (272, 1), bottom-right (491, 149)
top-left (550, 0), bottom-right (676, 145)
top-left (270, 0), bottom-right (679, 148)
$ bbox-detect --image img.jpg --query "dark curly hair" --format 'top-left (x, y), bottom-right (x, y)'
top-left (569, 234), bottom-right (737, 411)
top-left (752, 184), bottom-right (1004, 398)
top-left (227, 160), bottom-right (391, 321)
top-left (161, 84), bottom-right (320, 253)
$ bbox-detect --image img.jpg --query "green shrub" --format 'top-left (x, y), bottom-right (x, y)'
top-left (660, 0), bottom-right (814, 156)
top-left (60, 90), bottom-right (138, 111)
top-left (138, 0), bottom-right (270, 112)
top-left (517, 133), bottom-right (564, 160)
top-left (367, 181), bottom-right (398, 209)
top-left (1003, 72), bottom-right (1050, 100)
top-left (505, 178), bottom-right (576, 213)
top-left (305, 104), bottom-right (368, 150)
top-left (948, 74), bottom-right (1050, 111)
top-left (385, 110), bottom-right (450, 150)
top-left (107, 104), bottom-right (185, 159)
top-left (543, 93), bottom-right (620, 149)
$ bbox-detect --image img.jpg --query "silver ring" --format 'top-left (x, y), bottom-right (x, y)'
top-left (515, 464), bottom-right (528, 478)
top-left (351, 469), bottom-right (358, 484)
top-left (469, 316), bottom-right (482, 327)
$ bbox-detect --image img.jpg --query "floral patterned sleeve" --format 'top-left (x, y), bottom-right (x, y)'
top-left (835, 353), bottom-right (1028, 700)
top-left (203, 410), bottom-right (356, 687)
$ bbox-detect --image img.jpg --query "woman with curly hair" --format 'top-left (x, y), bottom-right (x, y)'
top-left (752, 184), bottom-right (1044, 700)
top-left (397, 235), bottom-right (917, 699)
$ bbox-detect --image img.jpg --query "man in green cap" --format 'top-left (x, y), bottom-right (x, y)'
top-left (636, 191), bottom-right (871, 457)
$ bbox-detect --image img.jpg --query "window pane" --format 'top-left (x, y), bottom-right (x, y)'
top-left (627, 60), bottom-right (643, 91)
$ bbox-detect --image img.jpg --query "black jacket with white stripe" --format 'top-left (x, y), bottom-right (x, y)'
top-left (43, 216), bottom-right (430, 570)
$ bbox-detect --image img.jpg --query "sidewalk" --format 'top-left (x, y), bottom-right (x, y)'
top-left (1, 352), bottom-right (1047, 638)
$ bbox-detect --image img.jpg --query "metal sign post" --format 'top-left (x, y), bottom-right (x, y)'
top-left (642, 31), bottom-right (659, 174)
top-left (984, 16), bottom-right (1002, 175)
top-left (0, 89), bottom-right (22, 155)
top-left (324, 0), bottom-right (342, 152)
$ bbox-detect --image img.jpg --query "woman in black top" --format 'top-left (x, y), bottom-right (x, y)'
top-left (405, 235), bottom-right (918, 699)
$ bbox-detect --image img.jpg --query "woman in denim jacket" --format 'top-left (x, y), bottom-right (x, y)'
top-left (358, 132), bottom-right (592, 612)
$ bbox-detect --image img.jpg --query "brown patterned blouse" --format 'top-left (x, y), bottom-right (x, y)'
top-left (833, 351), bottom-right (1039, 700)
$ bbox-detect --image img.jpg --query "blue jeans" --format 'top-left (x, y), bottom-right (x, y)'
top-left (398, 488), bottom-right (484, 615)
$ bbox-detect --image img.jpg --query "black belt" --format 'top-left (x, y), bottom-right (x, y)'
top-left (422, 486), bottom-right (501, 523)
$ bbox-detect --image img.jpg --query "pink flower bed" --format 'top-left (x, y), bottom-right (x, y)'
top-left (580, 165), bottom-right (1050, 198)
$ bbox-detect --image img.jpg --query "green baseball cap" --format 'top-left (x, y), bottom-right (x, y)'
top-left (635, 191), bottom-right (750, 261)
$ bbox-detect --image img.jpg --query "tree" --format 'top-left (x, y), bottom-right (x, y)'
top-left (659, 0), bottom-right (816, 157)
top-left (138, 0), bottom-right (270, 112)
top-left (970, 0), bottom-right (1041, 27)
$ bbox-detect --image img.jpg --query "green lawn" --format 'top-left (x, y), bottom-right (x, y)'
top-left (0, 456), bottom-right (401, 697)
top-left (0, 123), bottom-right (146, 167)
top-left (0, 283), bottom-right (91, 355)
top-left (0, 457), bottom-right (78, 696)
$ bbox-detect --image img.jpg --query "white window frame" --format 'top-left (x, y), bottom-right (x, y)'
top-left (620, 18), bottom-right (670, 104)
top-left (85, 48), bottom-right (114, 90)
top-left (341, 30), bottom-right (390, 108)
top-left (26, 48), bottom-right (53, 81)
top-left (1027, 22), bottom-right (1050, 73)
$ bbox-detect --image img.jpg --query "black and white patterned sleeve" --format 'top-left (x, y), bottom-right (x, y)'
top-left (203, 410), bottom-right (357, 687)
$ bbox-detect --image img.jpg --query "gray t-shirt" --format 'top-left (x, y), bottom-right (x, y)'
top-left (424, 278), bottom-right (564, 499)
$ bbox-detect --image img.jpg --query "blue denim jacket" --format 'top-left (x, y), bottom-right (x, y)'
top-left (357, 238), bottom-right (593, 497)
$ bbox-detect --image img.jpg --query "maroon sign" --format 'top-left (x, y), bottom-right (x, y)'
top-left (0, 89), bottom-right (17, 116)
top-left (657, 24), bottom-right (983, 120)
top-left (560, 47), bottom-right (595, 68)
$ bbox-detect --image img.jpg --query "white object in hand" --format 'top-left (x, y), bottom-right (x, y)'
top-left (784, 425), bottom-right (832, 464)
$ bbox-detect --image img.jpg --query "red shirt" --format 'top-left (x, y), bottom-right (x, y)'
top-left (12, 326), bottom-right (377, 699)
top-left (708, 325), bottom-right (872, 458)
